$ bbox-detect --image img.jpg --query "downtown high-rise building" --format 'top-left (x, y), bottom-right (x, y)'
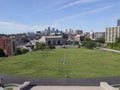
top-left (117, 19), bottom-right (120, 26)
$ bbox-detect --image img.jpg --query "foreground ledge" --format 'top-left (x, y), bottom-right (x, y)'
top-left (30, 82), bottom-right (118, 90)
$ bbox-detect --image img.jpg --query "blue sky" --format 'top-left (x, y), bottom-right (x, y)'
top-left (0, 0), bottom-right (120, 34)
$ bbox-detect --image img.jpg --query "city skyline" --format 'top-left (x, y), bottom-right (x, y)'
top-left (0, 0), bottom-right (120, 34)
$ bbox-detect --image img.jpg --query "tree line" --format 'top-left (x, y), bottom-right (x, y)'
top-left (105, 37), bottom-right (120, 50)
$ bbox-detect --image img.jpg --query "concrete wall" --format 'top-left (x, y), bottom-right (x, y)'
top-left (13, 82), bottom-right (31, 90)
top-left (100, 82), bottom-right (119, 90)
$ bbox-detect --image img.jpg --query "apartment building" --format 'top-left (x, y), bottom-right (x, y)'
top-left (105, 26), bottom-right (120, 43)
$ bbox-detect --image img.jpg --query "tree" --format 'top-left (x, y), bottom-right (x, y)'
top-left (14, 48), bottom-right (22, 55)
top-left (83, 40), bottom-right (96, 49)
top-left (21, 48), bottom-right (29, 54)
top-left (36, 43), bottom-right (46, 50)
top-left (115, 37), bottom-right (120, 43)
top-left (105, 37), bottom-right (120, 50)
top-left (15, 48), bottom-right (29, 55)
top-left (78, 45), bottom-right (81, 48)
top-left (82, 38), bottom-right (90, 46)
top-left (73, 41), bottom-right (79, 45)
top-left (47, 45), bottom-right (56, 49)
top-left (85, 41), bottom-right (96, 49)
top-left (84, 38), bottom-right (91, 41)
top-left (0, 48), bottom-right (6, 57)
top-left (95, 38), bottom-right (105, 44)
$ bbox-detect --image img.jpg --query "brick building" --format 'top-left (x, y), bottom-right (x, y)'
top-left (0, 37), bottom-right (14, 56)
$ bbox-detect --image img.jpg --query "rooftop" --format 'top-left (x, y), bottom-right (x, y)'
top-left (44, 36), bottom-right (62, 39)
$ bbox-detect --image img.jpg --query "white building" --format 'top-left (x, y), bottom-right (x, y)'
top-left (40, 36), bottom-right (65, 45)
top-left (75, 35), bottom-right (84, 42)
top-left (105, 26), bottom-right (120, 43)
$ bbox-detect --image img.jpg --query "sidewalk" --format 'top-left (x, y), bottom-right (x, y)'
top-left (98, 48), bottom-right (120, 54)
top-left (31, 86), bottom-right (103, 90)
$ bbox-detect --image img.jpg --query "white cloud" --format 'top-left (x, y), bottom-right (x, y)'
top-left (53, 0), bottom-right (70, 5)
top-left (57, 0), bottom-right (100, 10)
top-left (0, 21), bottom-right (59, 34)
top-left (0, 22), bottom-right (29, 29)
top-left (55, 5), bottom-right (115, 23)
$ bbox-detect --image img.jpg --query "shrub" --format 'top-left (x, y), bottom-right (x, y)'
top-left (47, 45), bottom-right (56, 49)
top-left (73, 41), bottom-right (79, 45)
top-left (36, 43), bottom-right (46, 50)
top-left (21, 48), bottom-right (29, 54)
top-left (14, 48), bottom-right (22, 55)
top-left (85, 41), bottom-right (96, 49)
top-left (83, 40), bottom-right (96, 49)
top-left (0, 48), bottom-right (6, 57)
top-left (15, 48), bottom-right (29, 55)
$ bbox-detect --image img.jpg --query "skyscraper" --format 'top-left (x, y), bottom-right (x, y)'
top-left (117, 19), bottom-right (120, 26)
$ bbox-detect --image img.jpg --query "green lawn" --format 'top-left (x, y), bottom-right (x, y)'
top-left (0, 48), bottom-right (120, 78)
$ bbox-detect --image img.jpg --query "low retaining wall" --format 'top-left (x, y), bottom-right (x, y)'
top-left (13, 82), bottom-right (31, 90)
top-left (100, 82), bottom-right (119, 90)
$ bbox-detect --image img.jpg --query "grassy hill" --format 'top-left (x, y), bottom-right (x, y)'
top-left (0, 48), bottom-right (120, 78)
